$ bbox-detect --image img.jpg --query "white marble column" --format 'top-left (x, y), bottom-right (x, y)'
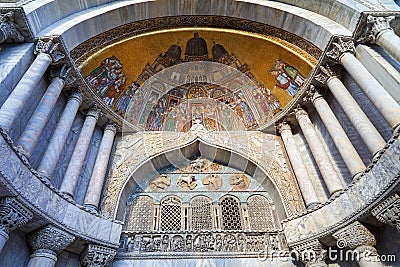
top-left (295, 108), bottom-right (343, 196)
top-left (316, 65), bottom-right (385, 156)
top-left (311, 90), bottom-right (366, 177)
top-left (327, 37), bottom-right (400, 129)
top-left (278, 122), bottom-right (320, 208)
top-left (59, 108), bottom-right (101, 199)
top-left (83, 123), bottom-right (117, 211)
top-left (37, 91), bottom-right (83, 180)
top-left (16, 66), bottom-right (73, 158)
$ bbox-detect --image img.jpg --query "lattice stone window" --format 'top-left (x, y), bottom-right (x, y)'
top-left (247, 195), bottom-right (277, 231)
top-left (190, 196), bottom-right (213, 230)
top-left (220, 195), bottom-right (242, 230)
top-left (160, 196), bottom-right (182, 231)
top-left (126, 195), bottom-right (154, 231)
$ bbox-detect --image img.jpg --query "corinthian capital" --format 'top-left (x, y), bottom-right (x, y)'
top-left (80, 244), bottom-right (116, 267)
top-left (326, 37), bottom-right (355, 62)
top-left (35, 38), bottom-right (66, 64)
top-left (314, 64), bottom-right (341, 85)
top-left (0, 11), bottom-right (26, 43)
top-left (0, 197), bottom-right (32, 234)
top-left (332, 221), bottom-right (376, 250)
top-left (372, 194), bottom-right (400, 232)
top-left (50, 64), bottom-right (76, 86)
top-left (358, 15), bottom-right (395, 43)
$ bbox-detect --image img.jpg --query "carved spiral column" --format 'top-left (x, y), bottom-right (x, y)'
top-left (372, 194), bottom-right (400, 232)
top-left (0, 39), bottom-right (65, 131)
top-left (359, 15), bottom-right (400, 64)
top-left (278, 121), bottom-right (320, 208)
top-left (59, 107), bottom-right (101, 199)
top-left (292, 240), bottom-right (328, 267)
top-left (27, 225), bottom-right (75, 267)
top-left (80, 244), bottom-right (116, 267)
top-left (327, 37), bottom-right (400, 129)
top-left (295, 107), bottom-right (344, 196)
top-left (333, 221), bottom-right (383, 267)
top-left (16, 65), bottom-right (75, 158)
top-left (315, 64), bottom-right (385, 156)
top-left (83, 123), bottom-right (117, 212)
top-left (37, 91), bottom-right (83, 180)
top-left (309, 88), bottom-right (366, 177)
top-left (0, 198), bottom-right (33, 253)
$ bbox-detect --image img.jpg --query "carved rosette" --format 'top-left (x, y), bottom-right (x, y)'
top-left (35, 38), bottom-right (65, 64)
top-left (49, 64), bottom-right (76, 86)
top-left (0, 197), bottom-right (33, 235)
top-left (28, 225), bottom-right (75, 256)
top-left (292, 240), bottom-right (327, 267)
top-left (80, 244), bottom-right (116, 267)
top-left (326, 37), bottom-right (355, 62)
top-left (358, 15), bottom-right (395, 43)
top-left (372, 194), bottom-right (400, 232)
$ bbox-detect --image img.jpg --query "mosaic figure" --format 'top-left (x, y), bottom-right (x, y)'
top-left (270, 59), bottom-right (304, 97)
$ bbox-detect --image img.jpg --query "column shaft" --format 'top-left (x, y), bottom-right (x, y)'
top-left (84, 124), bottom-right (117, 210)
top-left (37, 92), bottom-right (82, 179)
top-left (326, 77), bottom-right (385, 156)
top-left (17, 77), bottom-right (65, 158)
top-left (0, 53), bottom-right (52, 131)
top-left (295, 109), bottom-right (343, 195)
top-left (341, 52), bottom-right (400, 129)
top-left (279, 124), bottom-right (320, 208)
top-left (59, 109), bottom-right (100, 198)
top-left (0, 231), bottom-right (8, 253)
top-left (26, 250), bottom-right (57, 267)
top-left (376, 29), bottom-right (400, 64)
top-left (313, 94), bottom-right (366, 177)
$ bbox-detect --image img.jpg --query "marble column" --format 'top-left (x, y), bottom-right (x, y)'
top-left (0, 39), bottom-right (64, 131)
top-left (37, 91), bottom-right (83, 179)
top-left (327, 37), bottom-right (400, 129)
top-left (295, 108), bottom-right (343, 196)
top-left (316, 65), bottom-right (385, 156)
top-left (59, 108), bottom-right (101, 199)
top-left (292, 240), bottom-right (328, 267)
top-left (16, 65), bottom-right (74, 158)
top-left (311, 90), bottom-right (366, 177)
top-left (333, 221), bottom-right (384, 267)
top-left (278, 122), bottom-right (320, 208)
top-left (80, 244), bottom-right (116, 267)
top-left (371, 194), bottom-right (400, 232)
top-left (83, 123), bottom-right (117, 211)
top-left (0, 198), bottom-right (33, 253)
top-left (27, 225), bottom-right (74, 267)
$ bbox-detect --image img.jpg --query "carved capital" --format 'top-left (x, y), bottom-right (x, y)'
top-left (326, 37), bottom-right (355, 62)
top-left (294, 106), bottom-right (308, 121)
top-left (292, 240), bottom-right (327, 267)
top-left (0, 197), bottom-right (33, 234)
top-left (277, 121), bottom-right (291, 133)
top-left (50, 64), bottom-right (76, 86)
top-left (358, 15), bottom-right (395, 43)
top-left (314, 64), bottom-right (341, 85)
top-left (87, 107), bottom-right (102, 120)
top-left (80, 244), bottom-right (116, 267)
top-left (104, 122), bottom-right (118, 134)
top-left (28, 225), bottom-right (75, 254)
top-left (371, 194), bottom-right (400, 232)
top-left (0, 11), bottom-right (25, 43)
top-left (332, 221), bottom-right (376, 250)
top-left (70, 90), bottom-right (84, 104)
top-left (35, 38), bottom-right (65, 64)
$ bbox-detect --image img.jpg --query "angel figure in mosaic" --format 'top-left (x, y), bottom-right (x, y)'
top-left (269, 59), bottom-right (304, 97)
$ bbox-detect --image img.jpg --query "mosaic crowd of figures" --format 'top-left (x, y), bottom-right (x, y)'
top-left (119, 231), bottom-right (288, 255)
top-left (125, 195), bottom-right (280, 232)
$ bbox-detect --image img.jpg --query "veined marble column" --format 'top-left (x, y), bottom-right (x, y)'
top-left (83, 123), bottom-right (117, 211)
top-left (333, 221), bottom-right (384, 267)
top-left (278, 122), bottom-right (320, 208)
top-left (316, 65), bottom-right (385, 156)
top-left (80, 244), bottom-right (116, 267)
top-left (16, 65), bottom-right (74, 158)
top-left (0, 198), bottom-right (32, 253)
top-left (0, 39), bottom-right (64, 131)
top-left (295, 108), bottom-right (343, 196)
top-left (327, 37), bottom-right (400, 129)
top-left (27, 225), bottom-right (74, 267)
top-left (37, 91), bottom-right (83, 179)
top-left (311, 90), bottom-right (366, 177)
top-left (59, 108), bottom-right (101, 199)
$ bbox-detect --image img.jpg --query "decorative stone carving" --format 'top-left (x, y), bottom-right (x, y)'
top-left (332, 221), bottom-right (376, 254)
top-left (49, 64), bottom-right (76, 86)
top-left (176, 174), bottom-right (197, 190)
top-left (326, 37), bottom-right (355, 62)
top-left (358, 15), bottom-right (395, 43)
top-left (149, 174), bottom-right (171, 192)
top-left (188, 158), bottom-right (208, 173)
top-left (80, 244), bottom-right (116, 267)
top-left (228, 174), bottom-right (250, 190)
top-left (314, 64), bottom-right (341, 85)
top-left (86, 107), bottom-right (102, 120)
top-left (0, 11), bottom-right (25, 43)
top-left (292, 240), bottom-right (327, 267)
top-left (0, 197), bottom-right (32, 234)
top-left (202, 174), bottom-right (223, 190)
top-left (372, 194), bottom-right (400, 232)
top-left (28, 225), bottom-right (75, 255)
top-left (35, 38), bottom-right (65, 64)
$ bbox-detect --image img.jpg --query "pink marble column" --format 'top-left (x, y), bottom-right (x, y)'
top-left (278, 122), bottom-right (320, 208)
top-left (83, 123), bottom-right (117, 211)
top-left (59, 108), bottom-right (101, 199)
top-left (295, 108), bottom-right (343, 196)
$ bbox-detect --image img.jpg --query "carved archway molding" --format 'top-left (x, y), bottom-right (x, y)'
top-left (101, 128), bottom-right (306, 222)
